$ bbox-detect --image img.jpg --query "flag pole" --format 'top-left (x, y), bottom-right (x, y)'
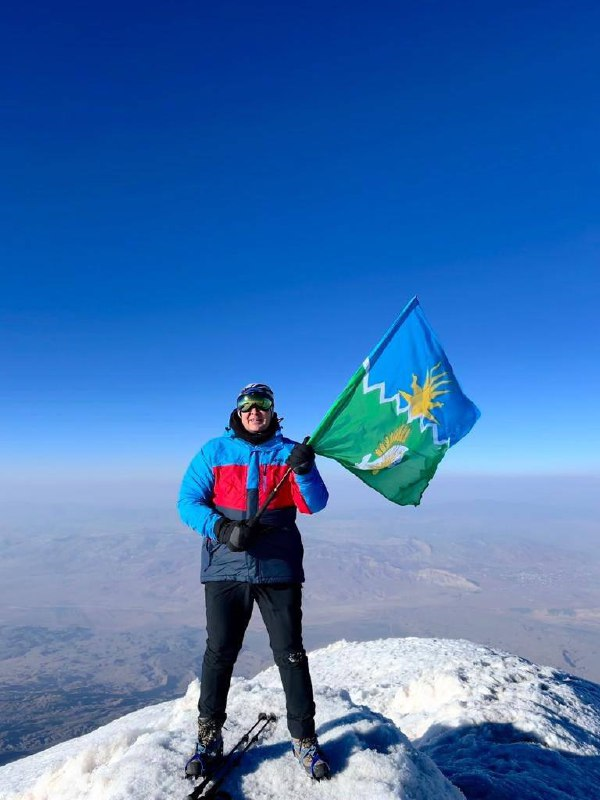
top-left (248, 436), bottom-right (311, 527)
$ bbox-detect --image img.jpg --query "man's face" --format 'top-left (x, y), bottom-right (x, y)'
top-left (239, 405), bottom-right (273, 433)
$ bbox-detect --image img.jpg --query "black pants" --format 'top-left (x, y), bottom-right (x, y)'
top-left (199, 581), bottom-right (316, 739)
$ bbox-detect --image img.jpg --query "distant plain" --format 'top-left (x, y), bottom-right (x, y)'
top-left (1, 472), bottom-right (599, 765)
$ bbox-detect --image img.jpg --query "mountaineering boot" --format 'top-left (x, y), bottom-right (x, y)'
top-left (291, 735), bottom-right (330, 780)
top-left (184, 717), bottom-right (224, 778)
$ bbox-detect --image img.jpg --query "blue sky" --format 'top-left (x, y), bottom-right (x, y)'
top-left (2, 0), bottom-right (599, 489)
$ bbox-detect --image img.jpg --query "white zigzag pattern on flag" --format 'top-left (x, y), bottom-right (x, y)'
top-left (361, 358), bottom-right (450, 447)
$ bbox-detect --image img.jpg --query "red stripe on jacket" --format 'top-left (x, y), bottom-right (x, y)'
top-left (213, 464), bottom-right (248, 511)
top-left (265, 465), bottom-right (311, 514)
top-left (212, 464), bottom-right (311, 514)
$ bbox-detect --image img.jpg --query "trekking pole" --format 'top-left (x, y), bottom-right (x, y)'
top-left (187, 714), bottom-right (268, 799)
top-left (247, 436), bottom-right (311, 527)
top-left (202, 713), bottom-right (277, 800)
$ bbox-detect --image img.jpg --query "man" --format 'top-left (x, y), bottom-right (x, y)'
top-left (178, 383), bottom-right (330, 780)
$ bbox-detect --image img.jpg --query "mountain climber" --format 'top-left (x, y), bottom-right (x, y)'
top-left (178, 383), bottom-right (330, 780)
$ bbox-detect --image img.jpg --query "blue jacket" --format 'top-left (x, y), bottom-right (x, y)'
top-left (178, 427), bottom-right (328, 583)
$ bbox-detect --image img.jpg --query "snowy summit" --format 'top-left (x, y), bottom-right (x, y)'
top-left (2, 637), bottom-right (600, 800)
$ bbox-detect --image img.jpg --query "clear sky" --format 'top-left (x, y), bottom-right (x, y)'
top-left (2, 0), bottom-right (599, 490)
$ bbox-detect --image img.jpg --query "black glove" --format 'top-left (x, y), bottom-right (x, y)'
top-left (215, 518), bottom-right (254, 552)
top-left (285, 442), bottom-right (315, 475)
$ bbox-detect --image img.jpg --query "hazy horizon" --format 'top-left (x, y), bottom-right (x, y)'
top-left (2, 469), bottom-right (599, 765)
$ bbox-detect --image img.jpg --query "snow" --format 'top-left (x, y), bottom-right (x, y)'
top-left (2, 637), bottom-right (600, 800)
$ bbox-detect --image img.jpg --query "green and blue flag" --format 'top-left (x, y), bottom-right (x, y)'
top-left (310, 297), bottom-right (480, 506)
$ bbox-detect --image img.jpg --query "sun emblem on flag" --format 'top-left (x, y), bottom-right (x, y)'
top-left (399, 362), bottom-right (450, 424)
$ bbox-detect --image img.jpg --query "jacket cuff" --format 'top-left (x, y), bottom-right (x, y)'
top-left (213, 516), bottom-right (228, 543)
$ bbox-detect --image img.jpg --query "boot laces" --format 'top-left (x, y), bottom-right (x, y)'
top-left (197, 718), bottom-right (222, 749)
top-left (294, 736), bottom-right (320, 765)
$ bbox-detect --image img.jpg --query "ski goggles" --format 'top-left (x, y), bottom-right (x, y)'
top-left (236, 394), bottom-right (274, 413)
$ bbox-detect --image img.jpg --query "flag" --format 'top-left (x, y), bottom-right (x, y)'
top-left (310, 296), bottom-right (480, 506)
